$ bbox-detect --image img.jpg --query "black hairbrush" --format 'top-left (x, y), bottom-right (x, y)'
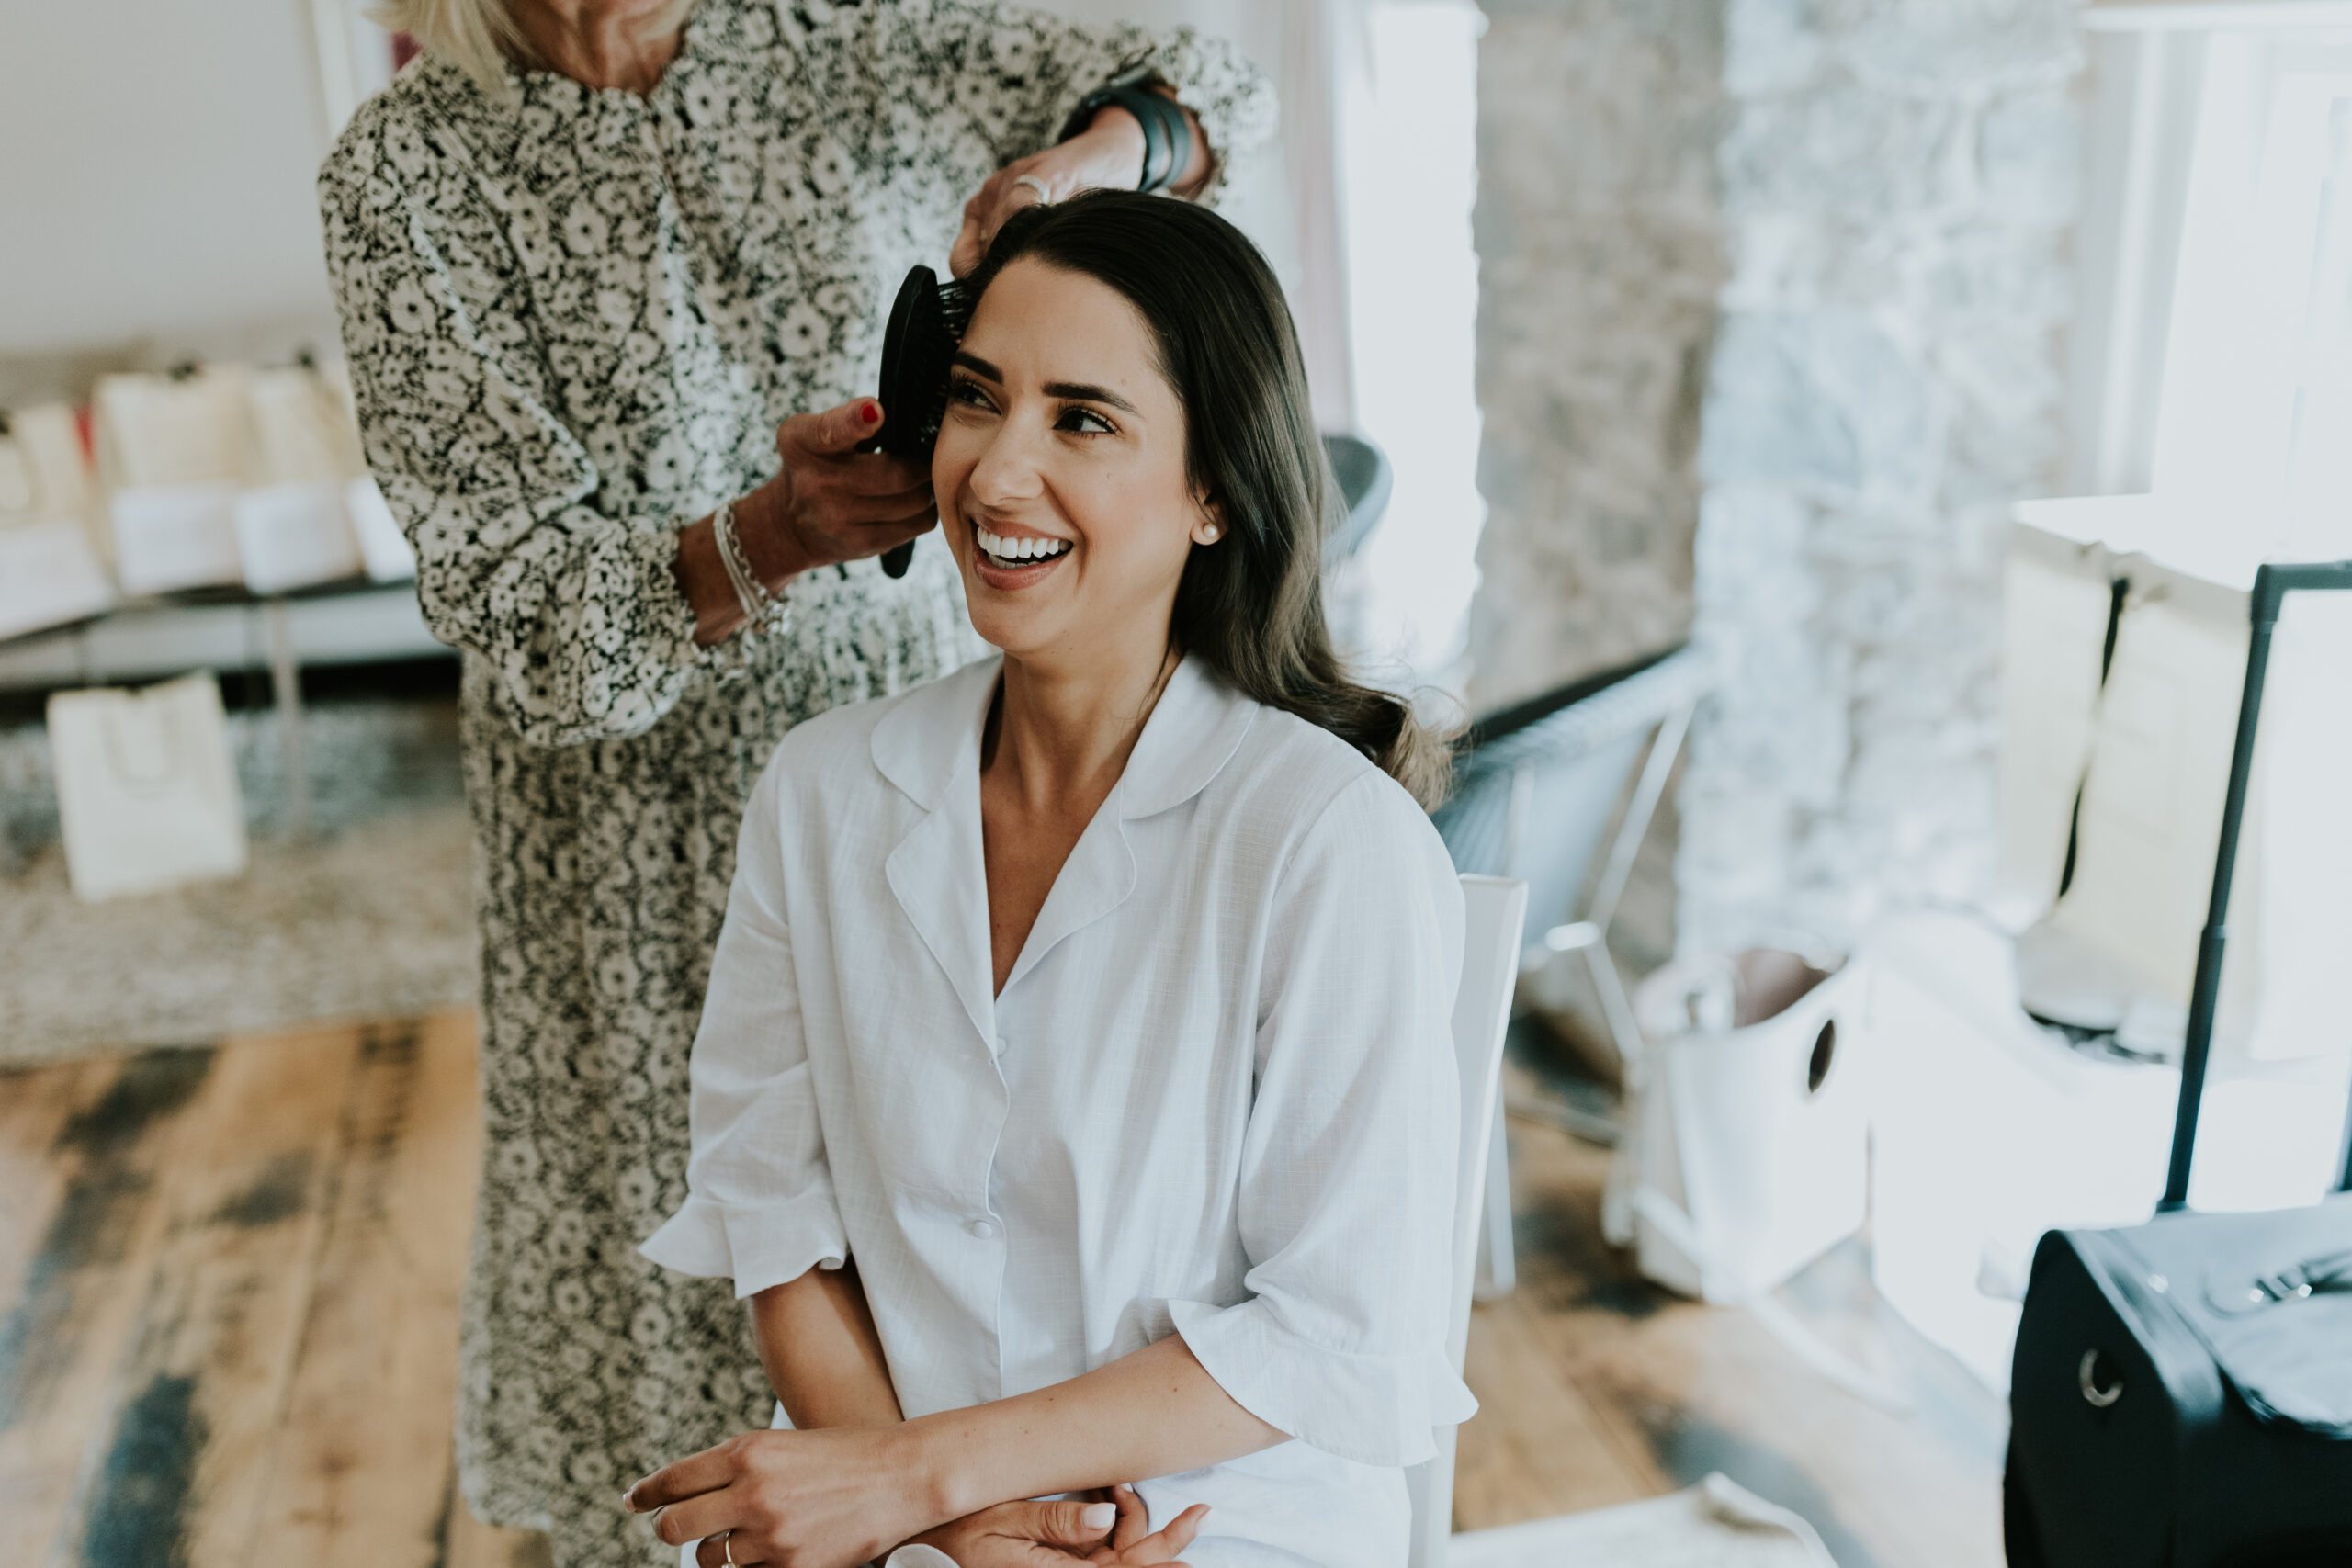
top-left (866, 265), bottom-right (974, 578)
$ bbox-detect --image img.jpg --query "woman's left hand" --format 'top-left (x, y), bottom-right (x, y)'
top-left (905, 1486), bottom-right (1208, 1567)
top-left (949, 115), bottom-right (1148, 276)
top-left (626, 1427), bottom-right (929, 1567)
top-left (1081, 1485), bottom-right (1209, 1565)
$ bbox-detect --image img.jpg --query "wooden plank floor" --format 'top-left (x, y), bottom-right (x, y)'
top-left (0, 1012), bottom-right (2004, 1567)
top-left (1460, 1038), bottom-right (2008, 1567)
top-left (0, 1012), bottom-right (546, 1568)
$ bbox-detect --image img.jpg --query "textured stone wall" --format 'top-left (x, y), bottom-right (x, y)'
top-left (1467, 0), bottom-right (1726, 716)
top-left (1676, 0), bottom-right (2082, 954)
top-left (1468, 0), bottom-right (2082, 960)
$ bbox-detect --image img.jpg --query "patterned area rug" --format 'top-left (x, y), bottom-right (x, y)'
top-left (1452, 1474), bottom-right (1842, 1568)
top-left (0, 801), bottom-right (477, 1067)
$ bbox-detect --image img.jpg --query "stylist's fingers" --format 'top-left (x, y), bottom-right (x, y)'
top-left (802, 478), bottom-right (935, 524)
top-left (950, 164), bottom-right (1048, 277)
top-left (820, 449), bottom-right (933, 491)
top-left (784, 397), bottom-right (888, 457)
top-left (852, 498), bottom-right (937, 540)
top-left (864, 507), bottom-right (937, 557)
top-left (842, 505), bottom-right (937, 564)
top-left (950, 183), bottom-right (997, 279)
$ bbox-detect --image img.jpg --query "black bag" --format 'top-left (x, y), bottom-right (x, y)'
top-left (2006, 561), bottom-right (2352, 1568)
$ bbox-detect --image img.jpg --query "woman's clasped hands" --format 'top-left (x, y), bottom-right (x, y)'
top-left (905, 1486), bottom-right (1208, 1567)
top-left (623, 1429), bottom-right (1207, 1568)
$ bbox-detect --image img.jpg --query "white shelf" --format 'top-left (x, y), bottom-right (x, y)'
top-left (2086, 1), bottom-right (2352, 30)
top-left (0, 583), bottom-right (448, 693)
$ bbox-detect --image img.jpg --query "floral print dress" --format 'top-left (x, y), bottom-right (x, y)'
top-left (317, 6), bottom-right (1272, 1560)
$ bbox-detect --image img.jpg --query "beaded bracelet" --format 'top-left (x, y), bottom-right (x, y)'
top-left (712, 498), bottom-right (780, 629)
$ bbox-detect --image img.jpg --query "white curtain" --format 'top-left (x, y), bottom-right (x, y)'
top-left (1022, 0), bottom-right (1361, 431)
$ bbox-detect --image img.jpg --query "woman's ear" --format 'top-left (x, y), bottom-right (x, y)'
top-left (1191, 496), bottom-right (1227, 547)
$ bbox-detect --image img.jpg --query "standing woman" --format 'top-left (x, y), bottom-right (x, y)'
top-left (318, 4), bottom-right (1272, 1563)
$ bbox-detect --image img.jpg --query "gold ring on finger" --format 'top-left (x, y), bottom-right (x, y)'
top-left (721, 1529), bottom-right (738, 1568)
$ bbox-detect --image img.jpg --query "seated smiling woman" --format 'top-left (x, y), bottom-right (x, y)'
top-left (631, 191), bottom-right (1472, 1568)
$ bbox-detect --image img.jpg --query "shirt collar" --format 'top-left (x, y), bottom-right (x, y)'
top-left (870, 652), bottom-right (1260, 820)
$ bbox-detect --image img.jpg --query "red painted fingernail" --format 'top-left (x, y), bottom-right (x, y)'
top-left (861, 401), bottom-right (881, 424)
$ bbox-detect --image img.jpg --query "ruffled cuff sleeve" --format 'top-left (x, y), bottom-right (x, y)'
top-left (1170, 1296), bottom-right (1476, 1469)
top-left (639, 754), bottom-right (845, 1297)
top-left (639, 1183), bottom-right (848, 1299)
top-left (1169, 771), bottom-right (1475, 1469)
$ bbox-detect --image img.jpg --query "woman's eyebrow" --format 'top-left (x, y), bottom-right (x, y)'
top-left (1044, 380), bottom-right (1139, 414)
top-left (955, 351), bottom-right (1138, 414)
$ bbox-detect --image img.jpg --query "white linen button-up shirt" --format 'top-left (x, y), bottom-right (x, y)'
top-left (641, 654), bottom-right (1474, 1565)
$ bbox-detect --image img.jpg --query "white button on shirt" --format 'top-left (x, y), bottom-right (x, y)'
top-left (641, 655), bottom-right (1474, 1566)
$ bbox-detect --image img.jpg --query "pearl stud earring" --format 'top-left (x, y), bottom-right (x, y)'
top-left (1201, 524), bottom-right (1221, 542)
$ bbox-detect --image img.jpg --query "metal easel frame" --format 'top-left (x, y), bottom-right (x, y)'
top-left (1446, 646), bottom-right (1715, 1299)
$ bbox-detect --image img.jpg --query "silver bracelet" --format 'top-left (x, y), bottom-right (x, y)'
top-left (712, 497), bottom-right (780, 628)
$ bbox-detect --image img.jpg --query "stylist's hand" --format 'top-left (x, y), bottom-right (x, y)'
top-left (949, 113), bottom-right (1148, 276)
top-left (628, 1427), bottom-right (927, 1568)
top-left (748, 397), bottom-right (936, 572)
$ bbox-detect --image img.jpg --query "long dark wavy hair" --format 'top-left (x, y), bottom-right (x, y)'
top-left (962, 190), bottom-right (1453, 809)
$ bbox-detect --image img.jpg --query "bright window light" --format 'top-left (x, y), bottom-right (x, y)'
top-left (1336, 0), bottom-right (1487, 695)
top-left (2132, 32), bottom-right (2352, 556)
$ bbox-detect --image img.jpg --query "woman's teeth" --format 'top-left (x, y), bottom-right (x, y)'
top-left (974, 524), bottom-right (1072, 569)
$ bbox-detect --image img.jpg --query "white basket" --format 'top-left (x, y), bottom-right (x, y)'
top-left (1610, 948), bottom-right (1870, 1303)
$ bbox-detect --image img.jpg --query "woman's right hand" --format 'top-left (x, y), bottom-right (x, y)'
top-left (741, 398), bottom-right (937, 577)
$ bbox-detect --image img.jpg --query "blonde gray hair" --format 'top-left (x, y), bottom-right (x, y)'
top-left (371, 0), bottom-right (694, 96)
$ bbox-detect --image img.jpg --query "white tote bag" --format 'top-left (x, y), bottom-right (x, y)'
top-left (0, 518), bottom-right (116, 641)
top-left (236, 366), bottom-right (366, 592)
top-left (318, 361), bottom-right (416, 583)
top-left (0, 404), bottom-right (115, 639)
top-left (96, 369), bottom-right (249, 595)
top-left (49, 672), bottom-right (248, 901)
top-left (345, 474), bottom-right (417, 583)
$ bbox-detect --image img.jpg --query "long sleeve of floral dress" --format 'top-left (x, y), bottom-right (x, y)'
top-left (320, 0), bottom-right (1274, 750)
top-left (808, 0), bottom-right (1278, 202)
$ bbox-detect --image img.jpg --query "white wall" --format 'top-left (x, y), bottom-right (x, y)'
top-left (0, 0), bottom-right (343, 360)
top-left (0, 0), bottom-right (1297, 377)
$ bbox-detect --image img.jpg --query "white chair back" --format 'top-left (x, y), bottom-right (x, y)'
top-left (1403, 874), bottom-right (1529, 1568)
